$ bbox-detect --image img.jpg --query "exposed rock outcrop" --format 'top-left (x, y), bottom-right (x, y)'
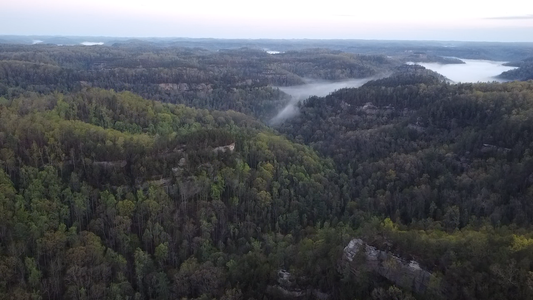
top-left (481, 143), bottom-right (511, 154)
top-left (158, 83), bottom-right (178, 91)
top-left (266, 270), bottom-right (330, 299)
top-left (213, 143), bottom-right (235, 153)
top-left (342, 239), bottom-right (440, 295)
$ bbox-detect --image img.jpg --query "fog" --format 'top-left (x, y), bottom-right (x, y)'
top-left (81, 42), bottom-right (104, 46)
top-left (413, 59), bottom-right (517, 83)
top-left (265, 50), bottom-right (282, 55)
top-left (270, 78), bottom-right (375, 125)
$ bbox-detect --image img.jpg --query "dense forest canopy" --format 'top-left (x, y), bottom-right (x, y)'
top-left (0, 45), bottom-right (402, 123)
top-left (2, 36), bottom-right (533, 61)
top-left (275, 73), bottom-right (533, 298)
top-left (0, 89), bottom-right (356, 299)
top-left (499, 57), bottom-right (533, 81)
top-left (1, 41), bottom-right (533, 300)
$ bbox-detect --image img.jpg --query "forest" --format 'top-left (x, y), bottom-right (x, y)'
top-left (0, 45), bottom-right (396, 122)
top-left (499, 57), bottom-right (533, 81)
top-left (1, 43), bottom-right (533, 300)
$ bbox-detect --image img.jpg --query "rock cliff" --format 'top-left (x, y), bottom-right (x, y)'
top-left (342, 239), bottom-right (440, 295)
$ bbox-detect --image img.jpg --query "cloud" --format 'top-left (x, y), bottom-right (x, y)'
top-left (485, 14), bottom-right (533, 20)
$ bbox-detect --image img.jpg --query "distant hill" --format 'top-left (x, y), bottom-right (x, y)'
top-left (362, 64), bottom-right (450, 87)
top-left (3, 38), bottom-right (533, 300)
top-left (400, 53), bottom-right (465, 64)
top-left (0, 44), bottom-right (399, 121)
top-left (2, 36), bottom-right (533, 61)
top-left (498, 57), bottom-right (533, 80)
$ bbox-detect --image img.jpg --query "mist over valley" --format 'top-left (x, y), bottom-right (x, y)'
top-left (3, 0), bottom-right (533, 299)
top-left (80, 41), bottom-right (104, 46)
top-left (2, 35), bottom-right (533, 300)
top-left (412, 59), bottom-right (518, 83)
top-left (269, 56), bottom-right (523, 126)
top-left (270, 77), bottom-right (377, 124)
top-left (278, 78), bottom-right (378, 99)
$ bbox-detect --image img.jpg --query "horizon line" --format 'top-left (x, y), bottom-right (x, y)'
top-left (2, 35), bottom-right (533, 44)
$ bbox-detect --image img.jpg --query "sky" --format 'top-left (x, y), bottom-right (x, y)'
top-left (1, 0), bottom-right (533, 42)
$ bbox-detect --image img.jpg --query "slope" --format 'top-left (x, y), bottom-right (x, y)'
top-left (0, 88), bottom-right (348, 299)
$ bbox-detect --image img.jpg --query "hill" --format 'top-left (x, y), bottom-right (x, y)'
top-left (498, 57), bottom-right (533, 81)
top-left (277, 74), bottom-right (533, 299)
top-left (0, 45), bottom-right (399, 121)
top-left (0, 89), bottom-right (355, 299)
top-left (3, 44), bottom-right (533, 299)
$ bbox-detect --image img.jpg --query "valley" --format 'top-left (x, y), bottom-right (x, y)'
top-left (0, 38), bottom-right (533, 300)
top-left (412, 59), bottom-right (517, 82)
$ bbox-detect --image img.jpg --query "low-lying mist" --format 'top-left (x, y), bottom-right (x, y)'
top-left (414, 59), bottom-right (517, 83)
top-left (269, 78), bottom-right (376, 125)
top-left (81, 42), bottom-right (104, 46)
top-left (269, 59), bottom-right (517, 125)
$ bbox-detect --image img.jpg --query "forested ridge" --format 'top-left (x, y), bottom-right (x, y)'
top-left (276, 75), bottom-right (533, 299)
top-left (0, 45), bottom-right (397, 122)
top-left (3, 37), bottom-right (533, 62)
top-left (2, 43), bottom-right (533, 300)
top-left (280, 78), bottom-right (533, 227)
top-left (499, 57), bottom-right (533, 81)
top-left (0, 89), bottom-right (361, 299)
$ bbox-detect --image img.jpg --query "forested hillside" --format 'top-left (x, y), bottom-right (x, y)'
top-left (0, 89), bottom-right (364, 299)
top-left (0, 45), bottom-right (397, 121)
top-left (2, 42), bottom-right (533, 300)
top-left (499, 57), bottom-right (533, 81)
top-left (279, 77), bottom-right (533, 227)
top-left (276, 74), bottom-right (533, 299)
top-left (3, 37), bottom-right (533, 62)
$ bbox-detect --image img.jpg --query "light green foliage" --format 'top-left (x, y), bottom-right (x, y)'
top-left (24, 257), bottom-right (41, 290)
top-left (1, 55), bottom-right (533, 299)
top-left (0, 89), bottom-right (344, 299)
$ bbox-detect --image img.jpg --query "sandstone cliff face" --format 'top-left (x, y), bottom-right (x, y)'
top-left (342, 239), bottom-right (439, 294)
top-left (213, 143), bottom-right (235, 153)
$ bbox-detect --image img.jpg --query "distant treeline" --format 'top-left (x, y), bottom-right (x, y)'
top-left (0, 45), bottom-right (398, 121)
top-left (499, 57), bottom-right (533, 81)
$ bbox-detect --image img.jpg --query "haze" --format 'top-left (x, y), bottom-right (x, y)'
top-left (1, 0), bottom-right (532, 41)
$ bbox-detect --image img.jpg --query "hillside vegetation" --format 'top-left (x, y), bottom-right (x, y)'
top-left (277, 75), bottom-right (533, 299)
top-left (2, 43), bottom-right (533, 299)
top-left (499, 57), bottom-right (533, 81)
top-left (0, 89), bottom-right (363, 299)
top-left (0, 45), bottom-right (397, 121)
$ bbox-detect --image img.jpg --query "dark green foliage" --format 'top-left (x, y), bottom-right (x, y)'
top-left (274, 75), bottom-right (533, 299)
top-left (499, 57), bottom-right (533, 81)
top-left (0, 45), bottom-right (399, 121)
top-left (280, 79), bottom-right (533, 227)
top-left (0, 89), bottom-right (353, 299)
top-left (3, 43), bottom-right (533, 299)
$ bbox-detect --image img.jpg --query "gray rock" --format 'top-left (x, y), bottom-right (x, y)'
top-left (267, 269), bottom-right (330, 299)
top-left (342, 238), bottom-right (438, 294)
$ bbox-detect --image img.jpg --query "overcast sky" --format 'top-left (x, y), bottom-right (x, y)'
top-left (1, 0), bottom-right (533, 42)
